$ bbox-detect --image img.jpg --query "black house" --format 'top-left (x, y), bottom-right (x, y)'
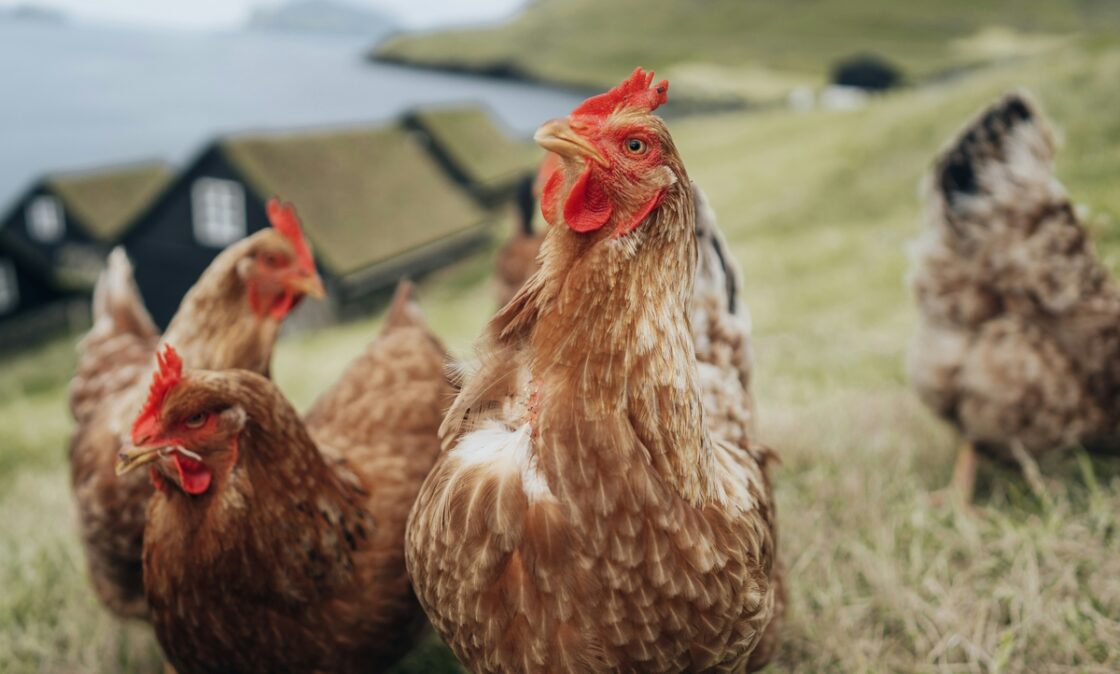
top-left (124, 123), bottom-right (494, 329)
top-left (831, 54), bottom-right (903, 92)
top-left (0, 162), bottom-right (171, 341)
top-left (0, 237), bottom-right (77, 348)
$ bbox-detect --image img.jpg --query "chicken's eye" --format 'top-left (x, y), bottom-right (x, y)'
top-left (263, 253), bottom-right (286, 269)
top-left (624, 138), bottom-right (648, 155)
top-left (184, 412), bottom-right (208, 429)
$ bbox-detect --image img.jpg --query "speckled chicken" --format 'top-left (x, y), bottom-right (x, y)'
top-left (407, 69), bottom-right (780, 672)
top-left (68, 199), bottom-right (324, 619)
top-left (908, 92), bottom-right (1120, 503)
top-left (115, 281), bottom-right (450, 673)
top-left (691, 184), bottom-right (785, 670)
top-left (690, 183), bottom-right (757, 447)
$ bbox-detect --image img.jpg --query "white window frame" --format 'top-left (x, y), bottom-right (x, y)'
top-left (26, 195), bottom-right (65, 243)
top-left (191, 178), bottom-right (246, 248)
top-left (0, 258), bottom-right (18, 315)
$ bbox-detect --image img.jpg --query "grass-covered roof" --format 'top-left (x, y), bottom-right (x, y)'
top-left (406, 106), bottom-right (538, 193)
top-left (46, 163), bottom-right (172, 241)
top-left (221, 125), bottom-right (489, 277)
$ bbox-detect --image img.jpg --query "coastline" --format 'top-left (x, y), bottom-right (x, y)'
top-left (369, 52), bottom-right (751, 116)
top-left (371, 51), bottom-right (602, 97)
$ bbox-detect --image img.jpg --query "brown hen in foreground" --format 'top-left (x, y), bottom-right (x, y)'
top-left (492, 173), bottom-right (782, 667)
top-left (909, 92), bottom-right (1120, 504)
top-left (68, 199), bottom-right (324, 619)
top-left (407, 69), bottom-right (780, 672)
top-left (116, 282), bottom-right (450, 674)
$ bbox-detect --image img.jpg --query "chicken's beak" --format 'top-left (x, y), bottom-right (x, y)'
top-left (286, 271), bottom-right (326, 300)
top-left (115, 442), bottom-right (164, 476)
top-left (534, 118), bottom-right (608, 167)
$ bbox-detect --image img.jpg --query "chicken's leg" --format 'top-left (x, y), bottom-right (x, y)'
top-left (1009, 440), bottom-right (1052, 509)
top-left (930, 440), bottom-right (978, 512)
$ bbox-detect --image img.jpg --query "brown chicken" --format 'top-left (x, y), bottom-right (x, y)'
top-left (494, 211), bottom-right (542, 308)
top-left (493, 169), bottom-right (782, 665)
top-left (407, 69), bottom-right (780, 672)
top-left (115, 281), bottom-right (450, 674)
top-left (68, 199), bottom-right (324, 619)
top-left (909, 92), bottom-right (1120, 504)
top-left (493, 155), bottom-right (557, 307)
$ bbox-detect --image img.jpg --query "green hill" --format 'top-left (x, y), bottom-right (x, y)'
top-left (375, 0), bottom-right (1120, 101)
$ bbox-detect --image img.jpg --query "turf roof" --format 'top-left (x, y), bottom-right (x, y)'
top-left (221, 125), bottom-right (490, 277)
top-left (46, 163), bottom-right (172, 241)
top-left (408, 106), bottom-right (539, 192)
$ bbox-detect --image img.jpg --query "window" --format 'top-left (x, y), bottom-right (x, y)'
top-left (191, 178), bottom-right (246, 247)
top-left (26, 195), bottom-right (65, 243)
top-left (58, 244), bottom-right (104, 286)
top-left (0, 259), bottom-right (18, 315)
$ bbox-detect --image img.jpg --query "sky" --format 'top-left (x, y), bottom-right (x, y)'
top-left (0, 0), bottom-right (528, 30)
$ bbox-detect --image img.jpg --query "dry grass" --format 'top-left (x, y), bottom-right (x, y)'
top-left (762, 390), bottom-right (1120, 672)
top-left (3, 41), bottom-right (1120, 674)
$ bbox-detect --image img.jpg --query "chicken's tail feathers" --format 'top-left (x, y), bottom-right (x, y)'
top-left (71, 248), bottom-right (159, 422)
top-left (89, 247), bottom-right (158, 342)
top-left (382, 279), bottom-right (425, 331)
top-left (749, 442), bottom-right (781, 471)
top-left (932, 90), bottom-right (1057, 228)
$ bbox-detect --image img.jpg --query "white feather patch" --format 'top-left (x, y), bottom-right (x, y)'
top-left (660, 165), bottom-right (678, 187)
top-left (452, 421), bottom-right (555, 502)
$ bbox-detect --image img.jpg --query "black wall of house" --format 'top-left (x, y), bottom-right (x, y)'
top-left (0, 184), bottom-right (105, 272)
top-left (124, 148), bottom-right (273, 329)
top-left (0, 250), bottom-right (70, 323)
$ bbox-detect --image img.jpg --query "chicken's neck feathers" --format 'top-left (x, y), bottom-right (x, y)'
top-left (469, 180), bottom-right (720, 504)
top-left (161, 241), bottom-right (277, 376)
top-left (147, 390), bottom-right (370, 603)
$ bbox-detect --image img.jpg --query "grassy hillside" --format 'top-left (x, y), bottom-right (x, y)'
top-left (4, 40), bottom-right (1120, 673)
top-left (375, 0), bottom-right (1120, 101)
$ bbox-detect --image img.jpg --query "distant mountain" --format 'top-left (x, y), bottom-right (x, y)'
top-left (246, 0), bottom-right (396, 38)
top-left (0, 4), bottom-right (67, 23)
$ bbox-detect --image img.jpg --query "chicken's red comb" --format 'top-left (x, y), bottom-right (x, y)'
top-left (571, 67), bottom-right (669, 119)
top-left (131, 344), bottom-right (183, 444)
top-left (267, 198), bottom-right (315, 273)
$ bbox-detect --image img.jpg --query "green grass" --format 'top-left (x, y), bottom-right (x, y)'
top-left (374, 0), bottom-right (1120, 102)
top-left (4, 40), bottom-right (1120, 673)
